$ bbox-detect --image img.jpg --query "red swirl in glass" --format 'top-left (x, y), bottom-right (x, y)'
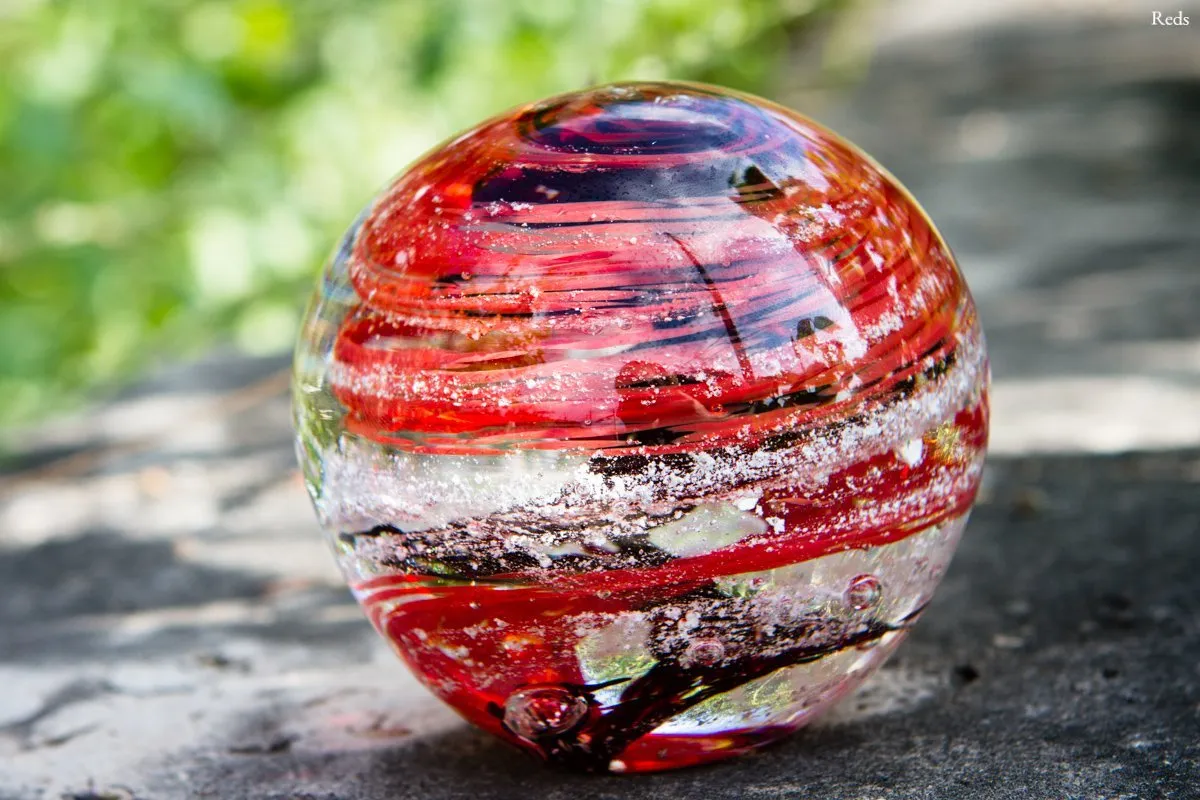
top-left (294, 82), bottom-right (989, 773)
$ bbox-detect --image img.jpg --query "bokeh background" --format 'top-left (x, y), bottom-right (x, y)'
top-left (0, 0), bottom-right (862, 429)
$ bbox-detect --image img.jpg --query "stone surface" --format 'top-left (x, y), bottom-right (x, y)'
top-left (3, 3), bottom-right (1199, 798)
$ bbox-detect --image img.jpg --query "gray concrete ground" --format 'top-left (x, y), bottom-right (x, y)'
top-left (2, 3), bottom-right (1199, 798)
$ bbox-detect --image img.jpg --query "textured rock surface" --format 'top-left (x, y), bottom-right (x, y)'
top-left (3, 3), bottom-right (1198, 797)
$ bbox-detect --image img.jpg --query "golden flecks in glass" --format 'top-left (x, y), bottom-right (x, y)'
top-left (925, 422), bottom-right (964, 463)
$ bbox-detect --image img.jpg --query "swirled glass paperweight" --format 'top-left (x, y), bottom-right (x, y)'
top-left (293, 81), bottom-right (989, 773)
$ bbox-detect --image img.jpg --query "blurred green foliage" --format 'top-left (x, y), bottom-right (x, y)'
top-left (0, 0), bottom-right (850, 426)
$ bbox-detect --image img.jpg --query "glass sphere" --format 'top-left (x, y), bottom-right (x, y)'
top-left (293, 81), bottom-right (989, 773)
